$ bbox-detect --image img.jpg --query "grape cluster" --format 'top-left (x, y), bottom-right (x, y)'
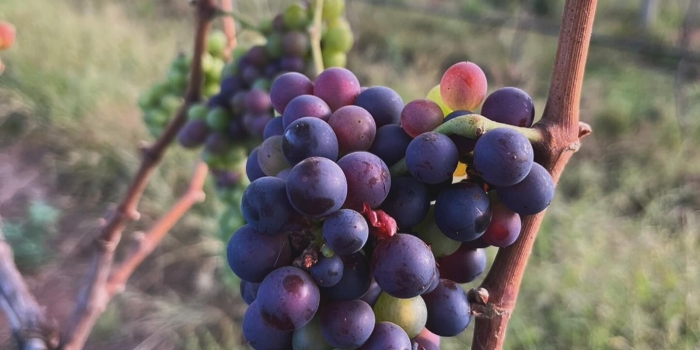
top-left (226, 61), bottom-right (555, 348)
top-left (138, 31), bottom-right (227, 137)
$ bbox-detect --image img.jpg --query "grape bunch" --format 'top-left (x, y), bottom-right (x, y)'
top-left (225, 62), bottom-right (554, 349)
top-left (138, 31), bottom-right (227, 137)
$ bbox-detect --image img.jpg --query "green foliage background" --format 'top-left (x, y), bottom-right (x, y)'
top-left (0, 0), bottom-right (698, 349)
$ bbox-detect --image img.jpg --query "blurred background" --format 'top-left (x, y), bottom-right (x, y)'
top-left (0, 0), bottom-right (699, 349)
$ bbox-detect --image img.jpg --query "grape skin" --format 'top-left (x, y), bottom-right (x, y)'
top-left (282, 94), bottom-right (333, 128)
top-left (321, 252), bottom-right (372, 301)
top-left (258, 135), bottom-right (291, 176)
top-left (270, 72), bottom-right (314, 114)
top-left (328, 105), bottom-right (377, 156)
top-left (437, 245), bottom-right (486, 284)
top-left (380, 176), bottom-right (430, 229)
top-left (322, 209), bottom-right (369, 255)
top-left (257, 266), bottom-right (321, 331)
top-left (473, 128), bottom-right (534, 187)
top-left (371, 233), bottom-right (437, 298)
top-left (481, 86), bottom-right (535, 127)
top-left (313, 67), bottom-right (361, 111)
top-left (242, 301), bottom-right (293, 350)
top-left (405, 132), bottom-right (459, 185)
top-left (421, 279), bottom-right (471, 336)
top-left (309, 254), bottom-right (344, 287)
top-left (320, 300), bottom-right (375, 349)
top-left (354, 86), bottom-right (404, 127)
top-left (246, 147), bottom-right (267, 182)
top-left (357, 322), bottom-right (412, 350)
top-left (481, 199), bottom-right (521, 247)
top-left (241, 176), bottom-right (296, 235)
top-left (337, 151), bottom-right (391, 211)
top-left (286, 157), bottom-right (348, 218)
top-left (497, 162), bottom-right (555, 215)
top-left (226, 225), bottom-right (291, 283)
top-left (400, 99), bottom-right (444, 138)
top-left (439, 61), bottom-right (487, 111)
top-left (368, 125), bottom-right (413, 167)
top-left (282, 117), bottom-right (339, 164)
top-left (434, 181), bottom-right (491, 242)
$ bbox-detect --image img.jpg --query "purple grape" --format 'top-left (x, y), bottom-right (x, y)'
top-left (282, 94), bottom-right (332, 128)
top-left (245, 88), bottom-right (272, 114)
top-left (282, 117), bottom-right (339, 164)
top-left (421, 279), bottom-right (471, 337)
top-left (358, 322), bottom-right (412, 350)
top-left (360, 278), bottom-right (382, 307)
top-left (309, 254), bottom-right (344, 287)
top-left (257, 266), bottom-right (320, 331)
top-left (243, 113), bottom-right (273, 140)
top-left (241, 177), bottom-right (296, 235)
top-left (434, 181), bottom-right (491, 242)
top-left (320, 300), bottom-right (375, 349)
top-left (204, 132), bottom-right (231, 155)
top-left (246, 148), bottom-right (266, 182)
top-left (206, 93), bottom-right (230, 108)
top-left (258, 135), bottom-right (290, 176)
top-left (422, 267), bottom-right (440, 295)
top-left (276, 168), bottom-right (291, 181)
top-left (226, 225), bottom-right (291, 283)
top-left (371, 233), bottom-right (437, 298)
top-left (242, 301), bottom-right (293, 349)
top-left (240, 280), bottom-right (260, 305)
top-left (380, 176), bottom-right (430, 229)
top-left (219, 76), bottom-right (243, 97)
top-left (246, 45), bottom-right (270, 68)
top-left (270, 72), bottom-right (314, 114)
top-left (228, 91), bottom-right (247, 115)
top-left (321, 252), bottom-right (372, 301)
top-left (286, 157), bottom-right (347, 218)
top-left (368, 125), bottom-right (413, 167)
top-left (400, 99), bottom-right (444, 138)
top-left (354, 86), bottom-right (404, 127)
top-left (337, 152), bottom-right (391, 211)
top-left (328, 105), bottom-right (377, 156)
top-left (282, 31), bottom-right (309, 57)
top-left (473, 128), bottom-right (534, 186)
top-left (437, 245), bottom-right (486, 284)
top-left (263, 116), bottom-right (285, 139)
top-left (322, 209), bottom-right (369, 255)
top-left (443, 110), bottom-right (476, 155)
top-left (279, 56), bottom-right (305, 72)
top-left (313, 67), bottom-right (361, 111)
top-left (177, 119), bottom-right (209, 148)
top-left (405, 132), bottom-right (459, 185)
top-left (496, 162), bottom-right (555, 215)
top-left (227, 116), bottom-right (247, 139)
top-left (241, 65), bottom-right (262, 86)
top-left (481, 87), bottom-right (535, 127)
top-left (481, 200), bottom-right (521, 247)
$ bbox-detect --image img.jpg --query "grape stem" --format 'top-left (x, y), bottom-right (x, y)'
top-left (388, 113), bottom-right (543, 177)
top-left (310, 0), bottom-right (326, 75)
top-left (470, 1), bottom-right (597, 349)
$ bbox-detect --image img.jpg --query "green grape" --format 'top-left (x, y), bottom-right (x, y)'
top-left (265, 33), bottom-right (283, 59)
top-left (221, 61), bottom-right (238, 79)
top-left (187, 103), bottom-right (208, 121)
top-left (283, 3), bottom-right (309, 30)
top-left (322, 49), bottom-right (346, 68)
top-left (322, 0), bottom-right (345, 20)
top-left (258, 18), bottom-right (273, 36)
top-left (205, 57), bottom-right (225, 82)
top-left (160, 95), bottom-right (182, 115)
top-left (203, 82), bottom-right (220, 97)
top-left (138, 89), bottom-right (159, 109)
top-left (201, 151), bottom-right (226, 169)
top-left (144, 109), bottom-right (169, 127)
top-left (201, 53), bottom-right (216, 74)
top-left (322, 24), bottom-right (354, 52)
top-left (426, 84), bottom-right (453, 116)
top-left (171, 53), bottom-right (190, 73)
top-left (251, 78), bottom-right (271, 91)
top-left (206, 107), bottom-right (231, 131)
top-left (207, 30), bottom-right (227, 58)
top-left (325, 16), bottom-right (350, 30)
top-left (166, 69), bottom-right (188, 91)
top-left (151, 82), bottom-right (170, 101)
top-left (373, 292), bottom-right (427, 338)
top-left (231, 46), bottom-right (248, 61)
top-left (414, 207), bottom-right (461, 257)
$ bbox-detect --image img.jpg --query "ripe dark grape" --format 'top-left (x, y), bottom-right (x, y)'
top-left (400, 99), bottom-right (444, 138)
top-left (282, 30), bottom-right (309, 57)
top-left (481, 87), bottom-right (535, 127)
top-left (241, 177), bottom-right (296, 235)
top-left (258, 135), bottom-right (290, 176)
top-left (372, 233), bottom-right (437, 298)
top-left (414, 208), bottom-right (461, 258)
top-left (263, 116), bottom-right (284, 139)
top-left (434, 181), bottom-right (491, 242)
top-left (279, 56), bottom-right (305, 72)
top-left (380, 176), bottom-right (430, 229)
top-left (243, 113), bottom-right (273, 140)
top-left (257, 266), bottom-right (320, 331)
top-left (354, 86), bottom-right (403, 127)
top-left (422, 279), bottom-right (471, 336)
top-left (246, 148), bottom-right (267, 182)
top-left (245, 88), bottom-right (272, 114)
top-left (177, 119), bottom-right (210, 148)
top-left (358, 322), bottom-right (412, 350)
top-left (282, 94), bottom-right (333, 128)
top-left (240, 280), bottom-right (260, 305)
top-left (337, 151), bottom-right (391, 210)
top-left (322, 209), bottom-right (369, 255)
top-left (360, 278), bottom-right (382, 306)
top-left (328, 105), bottom-right (376, 156)
top-left (204, 132), bottom-right (231, 155)
top-left (368, 125), bottom-right (413, 167)
top-left (226, 225), bottom-right (291, 283)
top-left (437, 245), bottom-right (486, 284)
top-left (320, 300), bottom-right (375, 349)
top-left (422, 267), bottom-right (440, 295)
top-left (481, 200), bottom-right (521, 247)
top-left (242, 301), bottom-right (293, 350)
top-left (497, 162), bottom-right (555, 215)
top-left (443, 110), bottom-right (476, 155)
top-left (286, 157), bottom-right (347, 218)
top-left (405, 132), bottom-right (459, 185)
top-left (282, 117), bottom-right (339, 164)
top-left (473, 128), bottom-right (534, 187)
top-left (309, 254), bottom-right (344, 287)
top-left (321, 252), bottom-right (372, 301)
top-left (269, 72), bottom-right (314, 114)
top-left (313, 67), bottom-right (361, 111)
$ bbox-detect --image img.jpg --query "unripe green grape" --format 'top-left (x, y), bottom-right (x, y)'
top-left (187, 103), bottom-right (208, 121)
top-left (160, 95), bottom-right (182, 115)
top-left (201, 151), bottom-right (226, 169)
top-left (201, 53), bottom-right (216, 74)
top-left (166, 69), bottom-right (188, 91)
top-left (373, 293), bottom-right (427, 338)
top-left (414, 207), bottom-right (461, 257)
top-left (221, 61), bottom-right (238, 79)
top-left (144, 109), bottom-right (169, 127)
top-left (207, 30), bottom-right (227, 58)
top-left (171, 53), bottom-right (190, 73)
top-left (265, 33), bottom-right (283, 59)
top-left (322, 24), bottom-right (354, 52)
top-left (322, 0), bottom-right (345, 20)
top-left (206, 107), bottom-right (231, 131)
top-left (283, 3), bottom-right (309, 30)
top-left (258, 18), bottom-right (273, 36)
top-left (426, 84), bottom-right (452, 116)
top-left (138, 89), bottom-right (159, 109)
top-left (231, 46), bottom-right (248, 61)
top-left (325, 16), bottom-right (350, 30)
top-left (205, 57), bottom-right (225, 82)
top-left (203, 82), bottom-right (220, 97)
top-left (150, 82), bottom-right (170, 101)
top-left (322, 49), bottom-right (346, 68)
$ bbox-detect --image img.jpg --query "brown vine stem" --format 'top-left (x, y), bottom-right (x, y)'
top-left (0, 225), bottom-right (59, 349)
top-left (60, 1), bottom-right (218, 349)
top-left (471, 1), bottom-right (597, 349)
top-left (105, 162), bottom-right (208, 299)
